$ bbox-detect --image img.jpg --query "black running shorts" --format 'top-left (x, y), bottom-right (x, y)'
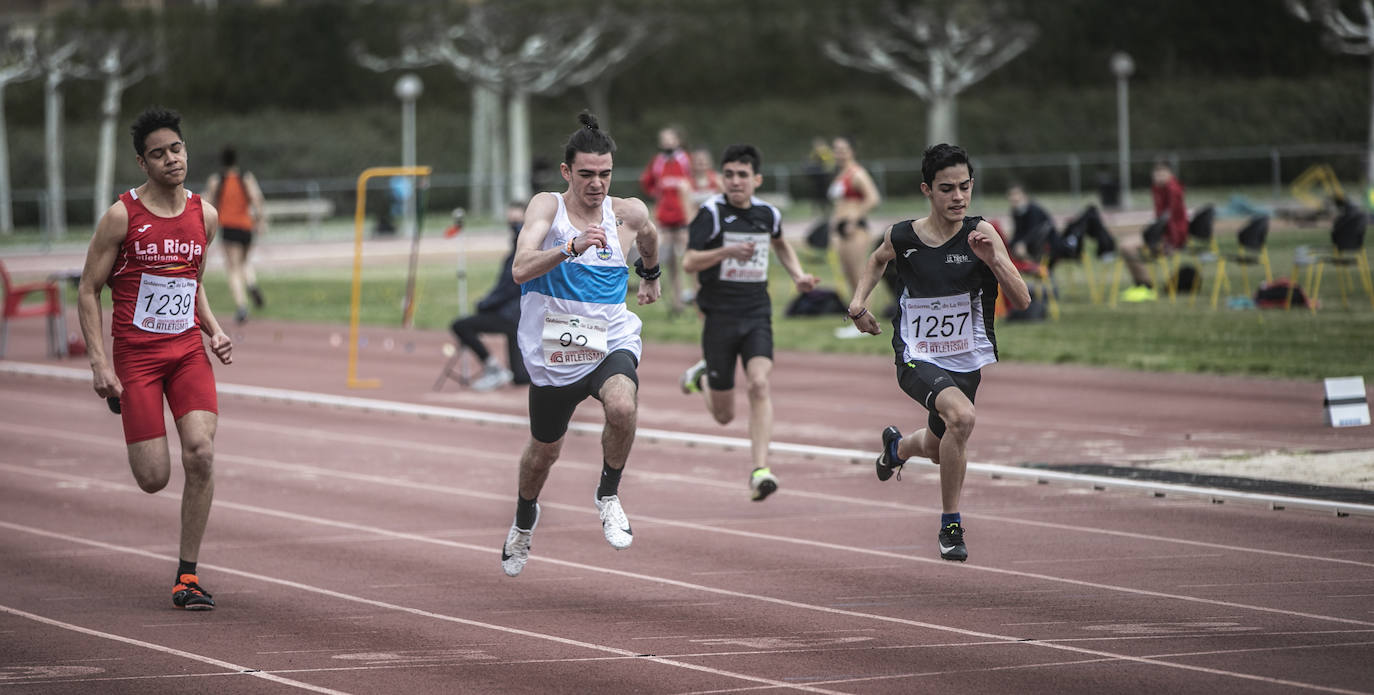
top-left (701, 314), bottom-right (773, 391)
top-left (528, 349), bottom-right (639, 443)
top-left (896, 360), bottom-right (981, 439)
top-left (221, 226), bottom-right (253, 249)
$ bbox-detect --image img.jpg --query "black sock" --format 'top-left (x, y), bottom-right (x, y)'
top-left (514, 495), bottom-right (539, 530)
top-left (596, 460), bottom-right (623, 499)
top-left (177, 559), bottom-right (197, 579)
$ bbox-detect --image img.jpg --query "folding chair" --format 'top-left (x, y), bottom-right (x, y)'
top-left (1108, 218), bottom-right (1171, 307)
top-left (1303, 205), bottom-right (1374, 311)
top-left (432, 342), bottom-right (475, 391)
top-left (1, 259), bottom-right (66, 358)
top-left (1209, 215), bottom-right (1272, 309)
top-left (1173, 205), bottom-right (1218, 306)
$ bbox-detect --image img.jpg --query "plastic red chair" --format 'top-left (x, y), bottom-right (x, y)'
top-left (0, 259), bottom-right (65, 358)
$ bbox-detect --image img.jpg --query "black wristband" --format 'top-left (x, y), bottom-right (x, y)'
top-left (634, 258), bottom-right (661, 281)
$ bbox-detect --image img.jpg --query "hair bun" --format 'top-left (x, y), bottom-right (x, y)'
top-left (578, 111), bottom-right (600, 131)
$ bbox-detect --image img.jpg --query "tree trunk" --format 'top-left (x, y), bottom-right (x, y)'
top-left (583, 80), bottom-right (610, 131)
top-left (507, 88), bottom-right (531, 204)
top-left (0, 84), bottom-right (12, 235)
top-left (487, 88), bottom-right (507, 217)
top-left (44, 72), bottom-right (65, 241)
top-left (468, 84), bottom-right (494, 216)
top-left (927, 92), bottom-right (957, 147)
top-left (94, 75), bottom-right (122, 228)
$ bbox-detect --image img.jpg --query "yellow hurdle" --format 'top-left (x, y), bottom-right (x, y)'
top-left (348, 166), bottom-right (432, 389)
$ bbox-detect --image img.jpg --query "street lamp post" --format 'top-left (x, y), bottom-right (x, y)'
top-left (1111, 52), bottom-right (1134, 211)
top-left (394, 73), bottom-right (423, 238)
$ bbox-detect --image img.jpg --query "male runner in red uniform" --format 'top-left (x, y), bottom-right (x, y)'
top-left (77, 107), bottom-right (232, 610)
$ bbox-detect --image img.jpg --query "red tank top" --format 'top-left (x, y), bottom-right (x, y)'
top-left (109, 188), bottom-right (207, 342)
top-left (216, 170), bottom-right (253, 231)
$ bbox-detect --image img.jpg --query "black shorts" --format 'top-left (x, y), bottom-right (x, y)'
top-left (896, 360), bottom-right (981, 439)
top-left (835, 217), bottom-right (869, 239)
top-left (701, 314), bottom-right (773, 391)
top-left (221, 226), bottom-right (253, 249)
top-left (528, 349), bottom-right (639, 443)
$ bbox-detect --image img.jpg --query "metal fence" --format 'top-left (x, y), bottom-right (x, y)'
top-left (9, 142), bottom-right (1369, 241)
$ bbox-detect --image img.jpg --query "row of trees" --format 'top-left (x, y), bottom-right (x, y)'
top-left (0, 0), bottom-right (1370, 233)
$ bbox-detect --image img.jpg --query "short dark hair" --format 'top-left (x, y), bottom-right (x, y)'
top-left (921, 143), bottom-right (972, 186)
top-left (719, 144), bottom-right (762, 174)
top-left (220, 145), bottom-right (238, 168)
top-left (130, 107), bottom-right (182, 156)
top-left (563, 110), bottom-right (616, 166)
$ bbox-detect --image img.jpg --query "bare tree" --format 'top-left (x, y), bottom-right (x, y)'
top-left (36, 35), bottom-right (89, 241)
top-left (91, 33), bottom-right (159, 227)
top-left (356, 6), bottom-right (648, 214)
top-left (0, 26), bottom-right (39, 235)
top-left (568, 21), bottom-right (653, 131)
top-left (824, 1), bottom-right (1037, 146)
top-left (1289, 0), bottom-right (1374, 201)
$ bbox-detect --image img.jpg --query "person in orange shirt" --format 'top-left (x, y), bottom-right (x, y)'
top-left (205, 146), bottom-right (266, 323)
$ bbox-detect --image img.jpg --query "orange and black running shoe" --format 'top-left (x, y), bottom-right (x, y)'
top-left (172, 574), bottom-right (215, 610)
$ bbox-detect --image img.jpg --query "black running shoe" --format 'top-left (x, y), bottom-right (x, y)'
top-left (938, 523), bottom-right (968, 562)
top-left (249, 285), bottom-right (265, 309)
top-left (876, 426), bottom-right (905, 482)
top-left (172, 574), bottom-right (215, 610)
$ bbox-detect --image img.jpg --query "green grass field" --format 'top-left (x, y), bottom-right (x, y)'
top-left (196, 218), bottom-right (1374, 382)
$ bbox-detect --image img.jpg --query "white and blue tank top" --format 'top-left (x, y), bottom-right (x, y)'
top-left (517, 193), bottom-right (643, 387)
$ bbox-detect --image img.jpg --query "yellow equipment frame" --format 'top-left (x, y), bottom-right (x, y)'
top-left (347, 166), bottom-right (432, 389)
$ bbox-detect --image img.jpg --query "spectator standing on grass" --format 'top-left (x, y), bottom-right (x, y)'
top-left (449, 202), bottom-right (530, 391)
top-left (498, 112), bottom-right (661, 578)
top-left (828, 136), bottom-right (882, 338)
top-left (846, 143), bottom-right (1029, 563)
top-left (677, 144), bottom-right (818, 501)
top-left (77, 107), bottom-right (232, 610)
top-left (639, 126), bottom-right (693, 316)
top-left (204, 146), bottom-right (265, 324)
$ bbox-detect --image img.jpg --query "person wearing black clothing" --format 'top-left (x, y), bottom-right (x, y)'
top-left (1006, 184), bottom-right (1057, 265)
top-left (678, 144), bottom-right (817, 501)
top-left (846, 144), bottom-right (1029, 562)
top-left (451, 203), bottom-right (529, 391)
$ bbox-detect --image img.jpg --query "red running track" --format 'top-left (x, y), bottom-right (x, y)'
top-left (1, 317), bottom-right (1373, 694)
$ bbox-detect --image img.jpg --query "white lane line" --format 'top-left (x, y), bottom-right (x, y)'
top-left (2, 478), bottom-right (1369, 694)
top-left (7, 362), bottom-right (1372, 518)
top-left (4, 437), bottom-right (1374, 630)
top-left (0, 604), bottom-right (352, 694)
top-left (0, 544), bottom-right (843, 693)
top-left (4, 415), bottom-right (1372, 573)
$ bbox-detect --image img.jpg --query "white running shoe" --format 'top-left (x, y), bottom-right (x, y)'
top-left (680, 358), bottom-right (707, 395)
top-left (594, 494), bottom-right (633, 550)
top-left (500, 504), bottom-right (539, 577)
top-left (471, 365), bottom-right (514, 392)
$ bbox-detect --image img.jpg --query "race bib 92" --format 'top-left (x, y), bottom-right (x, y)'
top-left (133, 273), bottom-right (197, 334)
top-left (542, 312), bottom-right (608, 366)
top-left (901, 293), bottom-right (973, 358)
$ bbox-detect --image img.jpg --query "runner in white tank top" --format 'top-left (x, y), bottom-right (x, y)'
top-left (497, 112), bottom-right (662, 579)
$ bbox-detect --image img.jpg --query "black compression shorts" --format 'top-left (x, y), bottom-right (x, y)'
top-left (221, 226), bottom-right (253, 249)
top-left (896, 360), bottom-right (981, 439)
top-left (701, 314), bottom-right (773, 391)
top-left (528, 349), bottom-right (639, 443)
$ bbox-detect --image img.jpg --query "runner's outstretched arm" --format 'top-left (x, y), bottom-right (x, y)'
top-left (969, 220), bottom-right (1031, 310)
top-left (771, 237), bottom-right (818, 292)
top-left (847, 225), bottom-right (896, 335)
top-left (197, 202), bottom-right (232, 364)
top-left (78, 203), bottom-right (128, 400)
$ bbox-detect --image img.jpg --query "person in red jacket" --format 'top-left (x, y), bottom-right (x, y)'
top-left (1120, 159), bottom-right (1189, 298)
top-left (639, 126), bottom-right (693, 316)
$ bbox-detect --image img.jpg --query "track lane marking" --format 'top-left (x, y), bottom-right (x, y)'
top-left (2, 473), bottom-right (1370, 694)
top-left (0, 604), bottom-right (352, 694)
top-left (2, 414), bottom-right (1371, 572)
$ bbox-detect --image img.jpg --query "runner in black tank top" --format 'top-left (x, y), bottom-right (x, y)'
top-left (841, 144), bottom-right (1030, 563)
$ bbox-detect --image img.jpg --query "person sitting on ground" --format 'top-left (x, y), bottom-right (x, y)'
top-left (450, 202), bottom-right (530, 391)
